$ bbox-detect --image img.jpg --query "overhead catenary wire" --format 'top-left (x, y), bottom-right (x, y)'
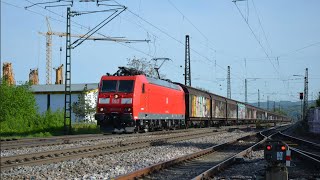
top-left (251, 0), bottom-right (273, 56)
top-left (113, 0), bottom-right (247, 82)
top-left (167, 0), bottom-right (216, 49)
top-left (278, 41), bottom-right (320, 58)
top-left (232, 0), bottom-right (295, 101)
top-left (167, 0), bottom-right (243, 61)
top-left (5, 1), bottom-right (301, 101)
top-left (11, 0), bottom-right (247, 83)
top-left (233, 1), bottom-right (282, 80)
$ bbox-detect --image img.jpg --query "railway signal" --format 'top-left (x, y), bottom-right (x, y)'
top-left (300, 92), bottom-right (304, 100)
top-left (264, 140), bottom-right (289, 180)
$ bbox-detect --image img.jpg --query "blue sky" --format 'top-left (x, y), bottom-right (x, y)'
top-left (1, 0), bottom-right (320, 103)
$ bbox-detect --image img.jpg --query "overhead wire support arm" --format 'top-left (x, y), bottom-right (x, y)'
top-left (25, 0), bottom-right (73, 9)
top-left (45, 4), bottom-right (74, 9)
top-left (93, 38), bottom-right (150, 43)
top-left (71, 7), bottom-right (126, 48)
top-left (71, 8), bottom-right (124, 16)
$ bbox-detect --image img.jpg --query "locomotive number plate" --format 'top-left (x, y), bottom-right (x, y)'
top-left (112, 99), bottom-right (120, 104)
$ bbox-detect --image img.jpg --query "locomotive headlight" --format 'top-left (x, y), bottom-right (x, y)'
top-left (100, 108), bottom-right (104, 112)
top-left (124, 107), bottom-right (132, 112)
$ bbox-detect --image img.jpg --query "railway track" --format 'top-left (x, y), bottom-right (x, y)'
top-left (0, 128), bottom-right (228, 171)
top-left (1, 134), bottom-right (104, 150)
top-left (0, 128), bottom-right (214, 150)
top-left (212, 126), bottom-right (320, 179)
top-left (0, 125), bottom-right (256, 151)
top-left (115, 127), bottom-right (284, 180)
top-left (272, 131), bottom-right (320, 165)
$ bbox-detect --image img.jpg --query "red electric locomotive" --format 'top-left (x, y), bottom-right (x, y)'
top-left (95, 74), bottom-right (185, 133)
top-left (95, 68), bottom-right (290, 133)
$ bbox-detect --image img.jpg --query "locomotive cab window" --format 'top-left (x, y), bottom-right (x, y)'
top-left (118, 80), bottom-right (134, 93)
top-left (101, 80), bottom-right (117, 92)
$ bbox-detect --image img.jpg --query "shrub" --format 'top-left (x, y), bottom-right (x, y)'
top-left (0, 81), bottom-right (99, 138)
top-left (0, 82), bottom-right (38, 135)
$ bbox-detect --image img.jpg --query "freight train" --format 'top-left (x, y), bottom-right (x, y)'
top-left (95, 69), bottom-right (289, 133)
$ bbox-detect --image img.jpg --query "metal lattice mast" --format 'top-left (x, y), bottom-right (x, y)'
top-left (267, 96), bottom-right (269, 110)
top-left (245, 79), bottom-right (247, 103)
top-left (64, 7), bottom-right (72, 134)
top-left (25, 0), bottom-right (129, 135)
top-left (227, 66), bottom-right (231, 98)
top-left (46, 17), bottom-right (52, 85)
top-left (303, 68), bottom-right (308, 119)
top-left (258, 89), bottom-right (260, 107)
top-left (185, 35), bottom-right (191, 86)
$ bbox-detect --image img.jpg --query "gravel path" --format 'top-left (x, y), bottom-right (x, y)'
top-left (1, 131), bottom-right (252, 179)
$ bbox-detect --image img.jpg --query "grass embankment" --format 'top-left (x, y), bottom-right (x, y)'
top-left (0, 81), bottom-right (100, 140)
top-left (0, 109), bottom-right (101, 140)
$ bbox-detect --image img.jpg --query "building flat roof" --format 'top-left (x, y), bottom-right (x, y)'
top-left (31, 83), bottom-right (98, 93)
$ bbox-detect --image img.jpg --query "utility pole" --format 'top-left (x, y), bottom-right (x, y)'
top-left (65, 7), bottom-right (72, 134)
top-left (279, 102), bottom-right (281, 111)
top-left (258, 89), bottom-right (260, 108)
top-left (273, 101), bottom-right (276, 112)
top-left (185, 35), bottom-right (191, 86)
top-left (303, 68), bottom-right (308, 120)
top-left (245, 79), bottom-right (248, 103)
top-left (227, 66), bottom-right (231, 98)
top-left (300, 92), bottom-right (303, 120)
top-left (26, 1), bottom-right (137, 135)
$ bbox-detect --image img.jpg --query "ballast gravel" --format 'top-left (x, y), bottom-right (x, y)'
top-left (1, 131), bottom-right (252, 179)
top-left (1, 135), bottom-right (163, 157)
top-left (214, 150), bottom-right (266, 179)
top-left (214, 149), bottom-right (320, 179)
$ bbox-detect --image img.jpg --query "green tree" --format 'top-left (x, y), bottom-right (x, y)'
top-left (127, 57), bottom-right (158, 78)
top-left (0, 80), bottom-right (38, 133)
top-left (72, 85), bottom-right (95, 122)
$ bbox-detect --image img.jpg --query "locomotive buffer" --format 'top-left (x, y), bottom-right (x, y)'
top-left (264, 140), bottom-right (291, 180)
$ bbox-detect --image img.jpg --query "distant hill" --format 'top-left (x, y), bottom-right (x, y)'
top-left (250, 100), bottom-right (316, 120)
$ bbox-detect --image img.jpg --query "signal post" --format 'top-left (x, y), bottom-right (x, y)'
top-left (264, 140), bottom-right (290, 180)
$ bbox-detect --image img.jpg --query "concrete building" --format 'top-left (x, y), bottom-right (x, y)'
top-left (31, 83), bottom-right (98, 122)
top-left (308, 107), bottom-right (320, 134)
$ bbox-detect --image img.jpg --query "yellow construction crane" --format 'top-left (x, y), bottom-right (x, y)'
top-left (39, 17), bottom-right (149, 85)
top-left (45, 17), bottom-right (52, 85)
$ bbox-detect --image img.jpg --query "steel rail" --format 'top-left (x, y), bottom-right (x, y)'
top-left (278, 131), bottom-right (320, 149)
top-left (115, 126), bottom-right (289, 180)
top-left (0, 125), bottom-right (254, 150)
top-left (115, 131), bottom-right (267, 180)
top-left (0, 129), bottom-right (224, 171)
top-left (270, 131), bottom-right (320, 167)
top-left (0, 128), bottom-right (208, 150)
